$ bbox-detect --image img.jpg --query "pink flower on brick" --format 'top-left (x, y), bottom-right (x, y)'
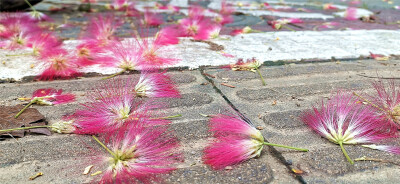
top-left (301, 91), bottom-right (396, 164)
top-left (26, 32), bottom-right (61, 56)
top-left (269, 18), bottom-right (303, 30)
top-left (134, 71), bottom-right (180, 98)
top-left (30, 88), bottom-right (75, 105)
top-left (142, 10), bottom-right (163, 27)
top-left (203, 114), bottom-right (264, 169)
top-left (100, 41), bottom-right (144, 78)
top-left (137, 38), bottom-right (177, 68)
top-left (72, 78), bottom-right (169, 134)
top-left (83, 15), bottom-right (122, 46)
top-left (15, 88), bottom-right (75, 118)
top-left (76, 40), bottom-right (106, 66)
top-left (154, 26), bottom-right (180, 46)
top-left (344, 7), bottom-right (358, 21)
top-left (355, 80), bottom-right (400, 129)
top-left (38, 49), bottom-right (81, 80)
top-left (362, 144), bottom-right (400, 155)
top-left (92, 122), bottom-right (182, 184)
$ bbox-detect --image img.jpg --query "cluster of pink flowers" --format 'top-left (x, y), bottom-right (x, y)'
top-left (302, 83), bottom-right (400, 164)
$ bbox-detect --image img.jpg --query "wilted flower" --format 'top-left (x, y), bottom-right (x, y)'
top-left (224, 58), bottom-right (265, 86)
top-left (268, 18), bottom-right (303, 30)
top-left (204, 114), bottom-right (307, 169)
top-left (301, 91), bottom-right (395, 164)
top-left (91, 122), bottom-right (181, 184)
top-left (51, 120), bottom-right (76, 134)
top-left (134, 71), bottom-right (180, 98)
top-left (15, 88), bottom-right (75, 118)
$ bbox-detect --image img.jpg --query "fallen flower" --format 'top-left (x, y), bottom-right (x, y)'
top-left (224, 58), bottom-right (266, 86)
top-left (72, 78), bottom-right (170, 134)
top-left (362, 144), bottom-right (400, 154)
top-left (369, 52), bottom-right (389, 61)
top-left (134, 71), bottom-right (180, 98)
top-left (344, 7), bottom-right (358, 21)
top-left (100, 41), bottom-right (143, 79)
top-left (323, 3), bottom-right (339, 10)
top-left (353, 80), bottom-right (400, 129)
top-left (203, 114), bottom-right (307, 169)
top-left (230, 26), bottom-right (261, 36)
top-left (268, 18), bottom-right (303, 30)
top-left (38, 49), bottom-right (81, 80)
top-left (301, 91), bottom-right (396, 164)
top-left (91, 122), bottom-right (181, 183)
top-left (142, 10), bottom-right (164, 27)
top-left (15, 88), bottom-right (75, 118)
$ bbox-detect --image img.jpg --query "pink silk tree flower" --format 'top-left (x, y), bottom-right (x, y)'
top-left (15, 88), bottom-right (75, 118)
top-left (188, 5), bottom-right (205, 20)
top-left (38, 49), bottom-right (81, 80)
top-left (230, 26), bottom-right (259, 36)
top-left (100, 41), bottom-right (144, 79)
top-left (83, 15), bottom-right (122, 47)
top-left (194, 23), bottom-right (221, 40)
top-left (362, 144), bottom-right (400, 155)
top-left (301, 91), bottom-right (396, 164)
top-left (75, 40), bottom-right (106, 66)
top-left (323, 3), bottom-right (339, 10)
top-left (269, 18), bottom-right (303, 30)
top-left (224, 58), bottom-right (265, 86)
top-left (204, 114), bottom-right (307, 169)
top-left (91, 122), bottom-right (181, 184)
top-left (154, 26), bottom-right (180, 46)
top-left (137, 38), bottom-right (178, 68)
top-left (72, 79), bottom-right (170, 135)
top-left (134, 71), bottom-right (180, 98)
top-left (155, 3), bottom-right (180, 12)
top-left (26, 32), bottom-right (61, 56)
top-left (23, 11), bottom-right (52, 22)
top-left (110, 0), bottom-right (135, 11)
top-left (353, 80), bottom-right (400, 130)
top-left (142, 10), bottom-right (164, 27)
top-left (344, 7), bottom-right (358, 21)
top-left (178, 17), bottom-right (209, 37)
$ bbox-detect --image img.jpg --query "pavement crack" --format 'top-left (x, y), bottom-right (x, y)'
top-left (199, 66), bottom-right (307, 184)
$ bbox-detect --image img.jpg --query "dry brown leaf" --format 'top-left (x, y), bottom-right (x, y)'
top-left (0, 105), bottom-right (51, 138)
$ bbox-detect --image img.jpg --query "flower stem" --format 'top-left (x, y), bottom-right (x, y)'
top-left (263, 142), bottom-right (308, 152)
top-left (6, 53), bottom-right (33, 57)
top-left (92, 135), bottom-right (117, 158)
top-left (15, 99), bottom-right (36, 118)
top-left (151, 114), bottom-right (182, 120)
top-left (339, 141), bottom-right (354, 164)
top-left (0, 125), bottom-right (50, 133)
top-left (353, 92), bottom-right (386, 112)
top-left (282, 25), bottom-right (296, 32)
top-left (24, 0), bottom-right (37, 11)
top-left (102, 70), bottom-right (125, 80)
top-left (255, 67), bottom-right (266, 86)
